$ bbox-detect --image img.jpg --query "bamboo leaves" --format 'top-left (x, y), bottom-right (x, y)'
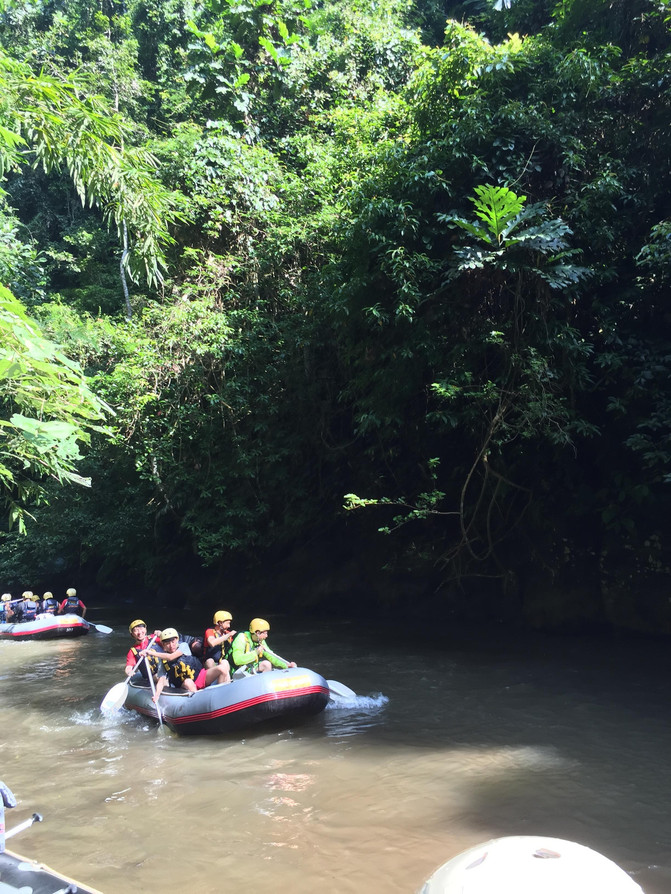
top-left (0, 286), bottom-right (112, 530)
top-left (0, 51), bottom-right (184, 287)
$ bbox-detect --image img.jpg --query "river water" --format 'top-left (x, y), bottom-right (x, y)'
top-left (1, 610), bottom-right (670, 894)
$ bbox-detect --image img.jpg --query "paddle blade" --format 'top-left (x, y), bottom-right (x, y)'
top-left (90, 622), bottom-right (113, 634)
top-left (100, 680), bottom-right (129, 713)
top-left (327, 679), bottom-right (357, 700)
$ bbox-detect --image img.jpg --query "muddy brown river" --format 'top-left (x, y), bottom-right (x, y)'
top-left (1, 612), bottom-right (670, 893)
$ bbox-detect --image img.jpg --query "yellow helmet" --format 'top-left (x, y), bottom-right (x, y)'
top-left (160, 627), bottom-right (179, 642)
top-left (66, 588), bottom-right (77, 597)
top-left (22, 591), bottom-right (33, 599)
top-left (249, 618), bottom-right (270, 633)
top-left (213, 610), bottom-right (233, 624)
top-left (1, 593), bottom-right (11, 602)
top-left (43, 591), bottom-right (53, 599)
top-left (129, 619), bottom-right (147, 635)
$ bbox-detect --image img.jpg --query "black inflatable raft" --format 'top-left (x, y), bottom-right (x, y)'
top-left (0, 848), bottom-right (103, 893)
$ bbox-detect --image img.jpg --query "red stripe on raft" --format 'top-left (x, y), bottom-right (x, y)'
top-left (6, 621), bottom-right (88, 637)
top-left (133, 684), bottom-right (330, 724)
top-left (172, 684), bottom-right (330, 725)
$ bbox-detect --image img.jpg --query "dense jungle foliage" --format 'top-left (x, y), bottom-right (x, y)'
top-left (1, 0), bottom-right (670, 630)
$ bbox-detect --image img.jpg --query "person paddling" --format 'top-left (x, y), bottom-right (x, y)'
top-left (4, 594), bottom-right (22, 622)
top-left (12, 591), bottom-right (38, 623)
top-left (230, 618), bottom-right (297, 675)
top-left (125, 619), bottom-right (161, 682)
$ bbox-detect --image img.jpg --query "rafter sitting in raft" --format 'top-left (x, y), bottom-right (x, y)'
top-left (230, 618), bottom-right (297, 674)
top-left (150, 627), bottom-right (230, 701)
top-left (203, 610), bottom-right (236, 670)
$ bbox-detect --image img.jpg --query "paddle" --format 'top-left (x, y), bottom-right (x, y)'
top-left (4, 813), bottom-right (43, 840)
top-left (146, 653), bottom-right (164, 729)
top-left (326, 679), bottom-right (357, 701)
top-left (100, 635), bottom-right (158, 713)
top-left (87, 621), bottom-right (113, 634)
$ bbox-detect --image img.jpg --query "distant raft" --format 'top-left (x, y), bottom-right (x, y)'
top-left (420, 836), bottom-right (644, 894)
top-left (0, 848), bottom-right (103, 894)
top-left (0, 613), bottom-right (90, 641)
top-left (124, 665), bottom-right (331, 735)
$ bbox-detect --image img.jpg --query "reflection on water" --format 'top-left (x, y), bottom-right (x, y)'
top-left (267, 772), bottom-right (315, 791)
top-left (1, 619), bottom-right (671, 894)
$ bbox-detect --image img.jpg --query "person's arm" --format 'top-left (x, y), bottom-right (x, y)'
top-left (80, 601), bottom-right (87, 618)
top-left (125, 648), bottom-right (137, 676)
top-left (262, 645), bottom-right (295, 670)
top-left (206, 631), bottom-right (221, 649)
top-left (145, 647), bottom-right (187, 661)
top-left (208, 630), bottom-right (236, 651)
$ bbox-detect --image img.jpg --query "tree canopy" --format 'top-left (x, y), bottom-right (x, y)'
top-left (0, 0), bottom-right (670, 629)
